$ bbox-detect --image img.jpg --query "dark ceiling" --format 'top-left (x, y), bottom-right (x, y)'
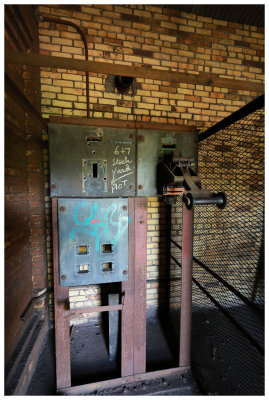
top-left (164, 5), bottom-right (264, 28)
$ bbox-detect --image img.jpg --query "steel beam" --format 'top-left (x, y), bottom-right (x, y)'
top-left (133, 197), bottom-right (147, 374)
top-left (52, 198), bottom-right (71, 390)
top-left (121, 198), bottom-right (135, 376)
top-left (179, 203), bottom-right (194, 367)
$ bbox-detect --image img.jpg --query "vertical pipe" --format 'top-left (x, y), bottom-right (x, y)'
top-left (41, 16), bottom-right (90, 118)
top-left (179, 203), bottom-right (194, 367)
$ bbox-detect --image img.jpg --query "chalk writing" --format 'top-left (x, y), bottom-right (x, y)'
top-left (111, 146), bottom-right (133, 193)
top-left (114, 146), bottom-right (131, 155)
top-left (70, 201), bottom-right (128, 250)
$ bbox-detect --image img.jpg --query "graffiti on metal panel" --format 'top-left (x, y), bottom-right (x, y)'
top-left (70, 201), bottom-right (128, 250)
top-left (111, 146), bottom-right (133, 193)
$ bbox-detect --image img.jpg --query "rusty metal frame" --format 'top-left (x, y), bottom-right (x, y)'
top-left (52, 197), bottom-right (71, 389)
top-left (52, 197), bottom-right (148, 390)
top-left (58, 366), bottom-right (190, 395)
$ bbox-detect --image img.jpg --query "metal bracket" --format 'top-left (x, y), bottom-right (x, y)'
top-left (161, 154), bottom-right (227, 210)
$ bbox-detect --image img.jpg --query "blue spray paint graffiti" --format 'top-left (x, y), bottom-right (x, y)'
top-left (70, 201), bottom-right (128, 250)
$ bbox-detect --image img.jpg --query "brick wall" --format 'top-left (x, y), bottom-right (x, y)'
top-left (37, 4), bottom-right (264, 319)
top-left (5, 5), bottom-right (47, 359)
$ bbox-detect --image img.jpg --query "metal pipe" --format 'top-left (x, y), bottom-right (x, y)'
top-left (41, 16), bottom-right (90, 118)
top-left (179, 203), bottom-right (194, 367)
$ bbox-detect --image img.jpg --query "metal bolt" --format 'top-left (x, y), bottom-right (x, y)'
top-left (60, 206), bottom-right (66, 212)
top-left (51, 184), bottom-right (57, 189)
top-left (138, 135), bottom-right (144, 142)
top-left (61, 275), bottom-right (67, 280)
top-left (123, 270), bottom-right (127, 275)
top-left (123, 205), bottom-right (127, 211)
top-left (138, 185), bottom-right (143, 190)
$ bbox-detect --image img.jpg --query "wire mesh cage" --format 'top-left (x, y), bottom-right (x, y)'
top-left (169, 100), bottom-right (264, 395)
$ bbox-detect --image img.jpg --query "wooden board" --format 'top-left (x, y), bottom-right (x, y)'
top-left (6, 51), bottom-right (264, 92)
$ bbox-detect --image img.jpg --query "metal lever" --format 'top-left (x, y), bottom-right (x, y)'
top-left (182, 166), bottom-right (227, 210)
top-left (183, 190), bottom-right (227, 210)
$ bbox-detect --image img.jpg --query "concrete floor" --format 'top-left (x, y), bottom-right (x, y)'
top-left (26, 310), bottom-right (201, 395)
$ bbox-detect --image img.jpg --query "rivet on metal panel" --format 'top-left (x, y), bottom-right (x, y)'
top-left (61, 275), bottom-right (67, 280)
top-left (52, 184), bottom-right (57, 189)
top-left (122, 270), bottom-right (127, 275)
top-left (138, 135), bottom-right (144, 142)
top-left (129, 185), bottom-right (133, 190)
top-left (59, 206), bottom-right (66, 212)
top-left (123, 205), bottom-right (127, 211)
top-left (138, 185), bottom-right (143, 190)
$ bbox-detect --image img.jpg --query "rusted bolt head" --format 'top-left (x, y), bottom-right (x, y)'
top-left (59, 206), bottom-right (66, 212)
top-left (51, 184), bottom-right (57, 189)
top-left (61, 275), bottom-right (67, 280)
top-left (123, 205), bottom-right (127, 211)
top-left (129, 184), bottom-right (133, 190)
top-left (123, 270), bottom-right (127, 275)
top-left (138, 184), bottom-right (143, 190)
top-left (138, 135), bottom-right (144, 142)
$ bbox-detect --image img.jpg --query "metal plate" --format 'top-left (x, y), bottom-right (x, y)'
top-left (49, 124), bottom-right (136, 197)
top-left (58, 198), bottom-right (129, 286)
top-left (137, 130), bottom-right (198, 196)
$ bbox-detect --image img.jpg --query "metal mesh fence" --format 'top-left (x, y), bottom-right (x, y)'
top-left (169, 103), bottom-right (264, 395)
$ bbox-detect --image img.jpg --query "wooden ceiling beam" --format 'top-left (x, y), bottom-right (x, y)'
top-left (6, 51), bottom-right (264, 93)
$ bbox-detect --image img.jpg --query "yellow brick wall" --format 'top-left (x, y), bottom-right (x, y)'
top-left (37, 5), bottom-right (264, 321)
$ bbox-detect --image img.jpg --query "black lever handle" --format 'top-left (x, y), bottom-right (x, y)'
top-left (183, 191), bottom-right (227, 210)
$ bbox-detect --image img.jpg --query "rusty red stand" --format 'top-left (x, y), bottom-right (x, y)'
top-left (52, 197), bottom-right (192, 393)
top-left (179, 204), bottom-right (194, 367)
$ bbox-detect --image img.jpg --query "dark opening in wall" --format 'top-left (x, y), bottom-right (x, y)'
top-left (104, 75), bottom-right (136, 95)
top-left (114, 76), bottom-right (134, 94)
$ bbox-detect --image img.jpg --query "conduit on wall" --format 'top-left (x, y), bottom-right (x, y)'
top-left (39, 14), bottom-right (90, 118)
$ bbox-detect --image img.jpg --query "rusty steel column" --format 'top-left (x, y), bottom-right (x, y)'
top-left (133, 197), bottom-right (147, 374)
top-left (52, 198), bottom-right (71, 389)
top-left (179, 202), bottom-right (194, 367)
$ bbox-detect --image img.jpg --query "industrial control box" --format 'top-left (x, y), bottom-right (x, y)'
top-left (49, 123), bottom-right (198, 286)
top-left (49, 123), bottom-right (197, 198)
top-left (57, 198), bottom-right (129, 286)
top-left (49, 124), bottom-right (136, 198)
